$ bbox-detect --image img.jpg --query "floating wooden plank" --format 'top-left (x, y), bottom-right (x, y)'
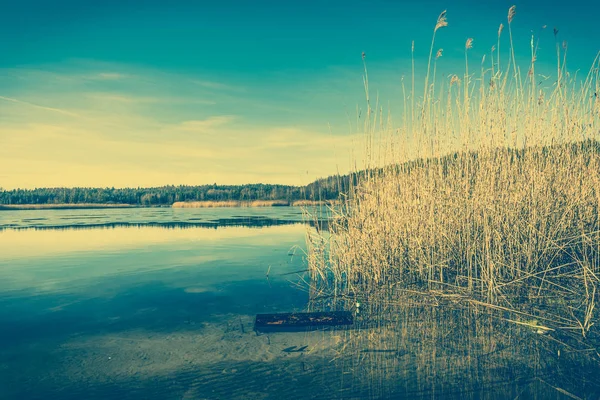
top-left (282, 345), bottom-right (308, 353)
top-left (254, 311), bottom-right (353, 333)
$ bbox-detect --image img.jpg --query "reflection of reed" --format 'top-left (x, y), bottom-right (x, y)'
top-left (306, 287), bottom-right (600, 398)
top-left (306, 210), bottom-right (600, 397)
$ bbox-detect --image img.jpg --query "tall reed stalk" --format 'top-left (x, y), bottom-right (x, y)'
top-left (307, 6), bottom-right (600, 340)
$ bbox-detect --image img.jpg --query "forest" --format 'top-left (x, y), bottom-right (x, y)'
top-left (0, 174), bottom-right (355, 206)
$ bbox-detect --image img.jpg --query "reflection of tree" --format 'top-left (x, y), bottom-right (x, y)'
top-left (2, 217), bottom-right (331, 231)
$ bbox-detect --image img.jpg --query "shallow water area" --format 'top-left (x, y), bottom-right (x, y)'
top-left (0, 207), bottom-right (343, 399)
top-left (0, 207), bottom-right (597, 399)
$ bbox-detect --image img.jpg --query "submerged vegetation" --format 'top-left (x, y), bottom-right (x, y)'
top-left (307, 6), bottom-right (600, 397)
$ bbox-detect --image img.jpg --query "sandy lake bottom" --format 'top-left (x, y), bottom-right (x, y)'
top-left (0, 208), bottom-right (598, 399)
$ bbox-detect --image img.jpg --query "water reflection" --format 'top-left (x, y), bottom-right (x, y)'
top-left (0, 224), bottom-right (305, 260)
top-left (3, 208), bottom-right (597, 399)
top-left (305, 284), bottom-right (600, 399)
top-left (0, 206), bottom-right (330, 230)
top-left (0, 219), bottom-right (318, 399)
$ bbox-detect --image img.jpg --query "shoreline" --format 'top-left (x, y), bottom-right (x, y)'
top-left (0, 200), bottom-right (337, 211)
top-left (171, 200), bottom-right (336, 208)
top-left (0, 204), bottom-right (139, 210)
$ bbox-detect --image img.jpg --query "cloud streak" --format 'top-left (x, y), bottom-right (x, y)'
top-left (0, 95), bottom-right (80, 117)
top-left (0, 62), bottom-right (361, 189)
top-left (95, 72), bottom-right (126, 80)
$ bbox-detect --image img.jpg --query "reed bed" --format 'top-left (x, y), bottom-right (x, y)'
top-left (172, 200), bottom-right (337, 208)
top-left (313, 143), bottom-right (600, 334)
top-left (172, 200), bottom-right (289, 208)
top-left (305, 6), bottom-right (600, 396)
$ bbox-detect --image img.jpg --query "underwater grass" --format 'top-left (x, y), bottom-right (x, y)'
top-left (305, 5), bottom-right (600, 397)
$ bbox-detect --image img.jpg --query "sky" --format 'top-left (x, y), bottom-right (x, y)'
top-left (1, 0), bottom-right (599, 189)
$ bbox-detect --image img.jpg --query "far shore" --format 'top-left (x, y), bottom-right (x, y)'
top-left (0, 200), bottom-right (337, 210)
top-left (172, 200), bottom-right (336, 208)
top-left (0, 204), bottom-right (138, 210)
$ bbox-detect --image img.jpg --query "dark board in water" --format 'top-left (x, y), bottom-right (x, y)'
top-left (254, 311), bottom-right (354, 332)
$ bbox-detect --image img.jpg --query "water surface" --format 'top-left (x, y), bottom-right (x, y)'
top-left (1, 207), bottom-right (596, 399)
top-left (0, 206), bottom-right (315, 230)
top-left (1, 208), bottom-right (330, 399)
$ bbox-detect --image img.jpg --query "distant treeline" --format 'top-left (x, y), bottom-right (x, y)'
top-left (0, 176), bottom-right (358, 206)
top-left (7, 140), bottom-right (598, 207)
top-left (15, 138), bottom-right (592, 207)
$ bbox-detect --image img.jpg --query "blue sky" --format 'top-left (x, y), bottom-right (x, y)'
top-left (1, 0), bottom-right (598, 189)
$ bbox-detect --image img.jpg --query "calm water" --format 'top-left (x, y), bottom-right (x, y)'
top-left (0, 207), bottom-right (332, 399)
top-left (1, 207), bottom-right (597, 399)
top-left (0, 206), bottom-right (313, 229)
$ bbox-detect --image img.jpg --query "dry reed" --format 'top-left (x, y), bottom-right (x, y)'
top-left (172, 200), bottom-right (335, 208)
top-left (305, 6), bottom-right (600, 396)
top-left (172, 200), bottom-right (290, 208)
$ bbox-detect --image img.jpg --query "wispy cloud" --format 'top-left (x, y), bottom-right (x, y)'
top-left (0, 59), bottom-right (363, 189)
top-left (172, 116), bottom-right (237, 132)
top-left (0, 95), bottom-right (79, 117)
top-left (191, 79), bottom-right (241, 91)
top-left (95, 72), bottom-right (126, 80)
top-left (84, 93), bottom-right (161, 104)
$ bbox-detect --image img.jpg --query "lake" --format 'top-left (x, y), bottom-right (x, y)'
top-left (0, 207), bottom-right (596, 399)
top-left (0, 207), bottom-right (327, 399)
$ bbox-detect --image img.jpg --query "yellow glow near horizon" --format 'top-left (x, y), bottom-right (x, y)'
top-left (0, 66), bottom-right (365, 190)
top-left (0, 224), bottom-right (306, 260)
